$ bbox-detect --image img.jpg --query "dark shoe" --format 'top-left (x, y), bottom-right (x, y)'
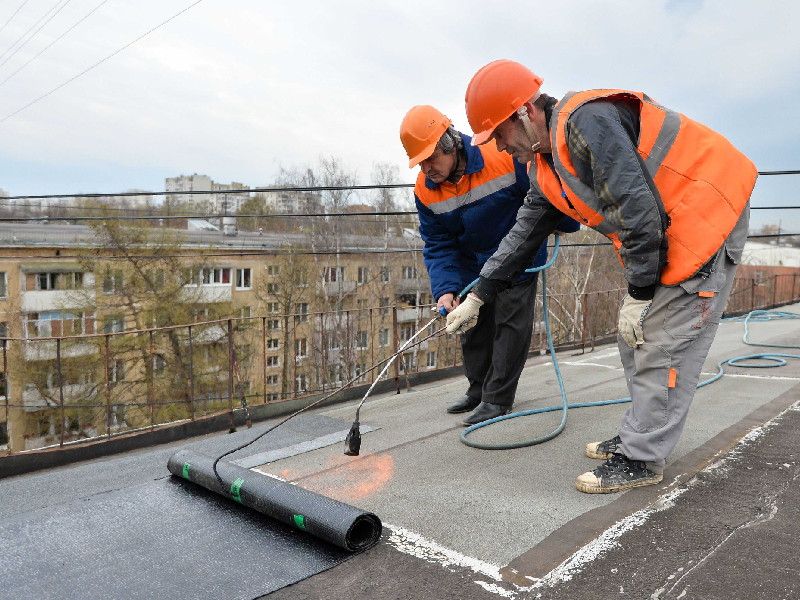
top-left (446, 395), bottom-right (480, 414)
top-left (576, 453), bottom-right (663, 494)
top-left (585, 434), bottom-right (622, 460)
top-left (462, 402), bottom-right (510, 426)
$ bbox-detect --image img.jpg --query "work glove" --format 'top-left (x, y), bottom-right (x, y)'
top-left (617, 295), bottom-right (652, 348)
top-left (445, 294), bottom-right (483, 334)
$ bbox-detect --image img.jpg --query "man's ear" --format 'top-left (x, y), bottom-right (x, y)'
top-left (522, 100), bottom-right (537, 120)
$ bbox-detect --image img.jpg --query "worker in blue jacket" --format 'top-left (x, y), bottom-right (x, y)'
top-left (400, 105), bottom-right (580, 424)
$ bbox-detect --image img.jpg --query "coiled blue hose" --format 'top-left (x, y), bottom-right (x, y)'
top-left (459, 241), bottom-right (800, 450)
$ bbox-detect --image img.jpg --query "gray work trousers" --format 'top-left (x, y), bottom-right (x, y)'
top-left (460, 273), bottom-right (538, 407)
top-left (617, 206), bottom-right (750, 469)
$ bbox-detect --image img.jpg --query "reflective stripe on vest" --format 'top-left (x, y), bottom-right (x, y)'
top-left (533, 89), bottom-right (757, 285)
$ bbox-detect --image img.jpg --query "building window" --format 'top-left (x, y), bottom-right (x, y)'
top-left (295, 338), bottom-right (308, 358)
top-left (354, 363), bottom-right (367, 381)
top-left (399, 323), bottom-right (415, 341)
top-left (267, 319), bottom-right (280, 331)
top-left (266, 338), bottom-right (279, 349)
top-left (380, 267), bottom-right (391, 283)
top-left (267, 283), bottom-right (280, 295)
top-left (104, 315), bottom-right (125, 334)
top-left (267, 265), bottom-right (280, 276)
top-left (25, 312), bottom-right (91, 338)
top-left (402, 266), bottom-right (418, 279)
top-left (0, 272), bottom-right (7, 299)
top-left (110, 359), bottom-right (126, 387)
top-left (295, 303), bottom-right (309, 323)
top-left (239, 306), bottom-right (251, 319)
top-left (206, 267), bottom-right (231, 285)
top-left (237, 344), bottom-right (252, 367)
top-left (356, 330), bottom-right (368, 349)
top-left (267, 302), bottom-right (281, 314)
top-left (103, 270), bottom-right (123, 294)
top-left (324, 267), bottom-right (345, 283)
top-left (293, 269), bottom-right (309, 287)
top-left (266, 375), bottom-right (279, 385)
top-left (402, 354), bottom-right (416, 372)
top-left (236, 268), bottom-right (252, 290)
top-left (426, 352), bottom-right (437, 368)
top-left (267, 393), bottom-right (280, 402)
top-left (328, 333), bottom-right (339, 350)
top-left (379, 328), bottom-right (390, 347)
top-left (380, 297), bottom-right (391, 316)
top-left (296, 372), bottom-right (308, 392)
top-left (357, 267), bottom-right (369, 284)
top-left (266, 355), bottom-right (279, 367)
top-left (152, 354), bottom-right (166, 376)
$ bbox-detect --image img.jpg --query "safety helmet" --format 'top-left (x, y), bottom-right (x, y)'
top-left (400, 105), bottom-right (452, 168)
top-left (465, 60), bottom-right (544, 146)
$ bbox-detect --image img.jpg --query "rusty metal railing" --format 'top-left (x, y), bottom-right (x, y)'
top-left (1, 274), bottom-right (798, 455)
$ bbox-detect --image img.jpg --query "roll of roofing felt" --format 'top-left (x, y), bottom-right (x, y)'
top-left (167, 449), bottom-right (381, 552)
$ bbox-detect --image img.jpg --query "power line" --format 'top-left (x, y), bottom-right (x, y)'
top-left (3, 182), bottom-right (414, 200)
top-left (0, 0), bottom-right (72, 70)
top-left (0, 210), bottom-right (419, 221)
top-left (0, 0), bottom-right (204, 125)
top-left (0, 0), bottom-right (65, 62)
top-left (0, 0), bottom-right (110, 89)
top-left (4, 172), bottom-right (800, 202)
top-left (0, 0), bottom-right (30, 38)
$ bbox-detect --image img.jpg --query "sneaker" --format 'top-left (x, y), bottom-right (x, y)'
top-left (585, 434), bottom-right (621, 460)
top-left (575, 453), bottom-right (663, 494)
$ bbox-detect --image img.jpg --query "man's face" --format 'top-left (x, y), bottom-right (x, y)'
top-left (490, 117), bottom-right (536, 163)
top-left (419, 145), bottom-right (456, 184)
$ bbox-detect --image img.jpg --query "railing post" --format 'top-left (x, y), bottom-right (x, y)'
top-left (345, 310), bottom-right (351, 381)
top-left (794, 273), bottom-right (799, 302)
top-left (3, 339), bottom-right (8, 453)
top-left (772, 276), bottom-right (777, 308)
top-left (227, 319), bottom-right (235, 433)
top-left (105, 335), bottom-right (111, 438)
top-left (149, 330), bottom-right (155, 428)
top-left (580, 293), bottom-right (588, 354)
top-left (392, 305), bottom-right (400, 394)
top-left (751, 279), bottom-right (756, 311)
top-left (320, 313), bottom-right (326, 393)
top-left (369, 308), bottom-right (375, 383)
top-left (262, 317), bottom-right (267, 404)
top-left (57, 338), bottom-right (65, 447)
top-left (188, 325), bottom-right (195, 420)
top-left (292, 315), bottom-right (297, 397)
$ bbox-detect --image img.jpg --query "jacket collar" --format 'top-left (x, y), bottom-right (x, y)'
top-left (424, 132), bottom-right (484, 190)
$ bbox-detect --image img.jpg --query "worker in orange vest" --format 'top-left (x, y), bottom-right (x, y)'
top-left (446, 60), bottom-right (756, 494)
top-left (400, 105), bottom-right (579, 425)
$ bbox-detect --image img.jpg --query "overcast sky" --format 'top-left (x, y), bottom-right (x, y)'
top-left (0, 0), bottom-right (798, 230)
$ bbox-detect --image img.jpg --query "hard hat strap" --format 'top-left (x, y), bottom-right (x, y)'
top-left (516, 105), bottom-right (541, 153)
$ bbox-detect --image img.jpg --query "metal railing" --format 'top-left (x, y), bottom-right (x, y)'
top-left (1, 273), bottom-right (798, 455)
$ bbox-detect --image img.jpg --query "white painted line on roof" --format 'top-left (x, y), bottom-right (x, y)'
top-left (699, 372), bottom-right (800, 382)
top-left (385, 524), bottom-right (522, 598)
top-left (565, 349), bottom-right (619, 364)
top-left (560, 361), bottom-right (623, 370)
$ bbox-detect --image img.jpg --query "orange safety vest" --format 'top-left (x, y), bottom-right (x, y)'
top-left (532, 90), bottom-right (757, 285)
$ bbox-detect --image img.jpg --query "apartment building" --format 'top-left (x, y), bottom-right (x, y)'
top-left (0, 222), bottom-right (453, 453)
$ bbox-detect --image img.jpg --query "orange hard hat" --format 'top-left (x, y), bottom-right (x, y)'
top-left (400, 105), bottom-right (452, 168)
top-left (465, 60), bottom-right (544, 146)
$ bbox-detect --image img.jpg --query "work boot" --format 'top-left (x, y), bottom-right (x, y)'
top-left (462, 402), bottom-right (509, 426)
top-left (585, 434), bottom-right (622, 460)
top-left (446, 395), bottom-right (480, 414)
top-left (575, 453), bottom-right (663, 494)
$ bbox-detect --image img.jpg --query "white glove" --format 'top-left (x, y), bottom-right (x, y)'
top-left (618, 296), bottom-right (652, 348)
top-left (445, 294), bottom-right (484, 334)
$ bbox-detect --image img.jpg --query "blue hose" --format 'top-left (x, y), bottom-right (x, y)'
top-left (460, 245), bottom-right (800, 449)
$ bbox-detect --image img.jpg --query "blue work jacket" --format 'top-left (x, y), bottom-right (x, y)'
top-left (415, 132), bottom-right (579, 301)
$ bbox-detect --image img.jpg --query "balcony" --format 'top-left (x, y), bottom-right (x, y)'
top-left (393, 279), bottom-right (425, 293)
top-left (180, 285), bottom-right (232, 303)
top-left (322, 280), bottom-right (356, 296)
top-left (22, 290), bottom-right (91, 312)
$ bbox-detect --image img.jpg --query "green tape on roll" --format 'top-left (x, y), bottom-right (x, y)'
top-left (231, 477), bottom-right (245, 504)
top-left (293, 515), bottom-right (307, 531)
top-left (182, 462), bottom-right (191, 480)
